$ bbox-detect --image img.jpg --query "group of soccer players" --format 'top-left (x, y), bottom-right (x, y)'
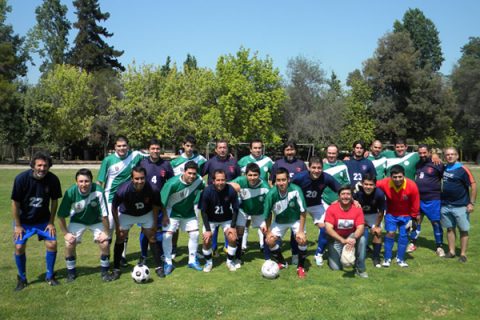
top-left (11, 135), bottom-right (476, 290)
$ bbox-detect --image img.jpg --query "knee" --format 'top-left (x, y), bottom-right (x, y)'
top-left (15, 244), bottom-right (26, 255)
top-left (385, 232), bottom-right (395, 238)
top-left (45, 240), bottom-right (57, 251)
top-left (236, 227), bottom-right (245, 236)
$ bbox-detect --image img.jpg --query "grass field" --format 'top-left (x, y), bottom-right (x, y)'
top-left (0, 167), bottom-right (479, 319)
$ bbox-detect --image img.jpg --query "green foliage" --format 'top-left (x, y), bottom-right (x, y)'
top-left (394, 8), bottom-right (444, 72)
top-left (69, 0), bottom-right (124, 72)
top-left (183, 53), bottom-right (197, 72)
top-left (214, 47), bottom-right (286, 144)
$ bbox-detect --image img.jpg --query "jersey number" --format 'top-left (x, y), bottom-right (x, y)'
top-left (214, 206), bottom-right (224, 215)
top-left (353, 173), bottom-right (362, 181)
top-left (28, 197), bottom-right (43, 208)
top-left (306, 190), bottom-right (318, 198)
top-left (151, 176), bottom-right (157, 184)
top-left (135, 202), bottom-right (145, 210)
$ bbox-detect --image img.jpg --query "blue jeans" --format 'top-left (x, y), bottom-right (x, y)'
top-left (328, 233), bottom-right (366, 272)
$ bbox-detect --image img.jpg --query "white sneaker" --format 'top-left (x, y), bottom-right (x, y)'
top-left (314, 253), bottom-right (324, 266)
top-left (397, 260), bottom-right (409, 268)
top-left (382, 259), bottom-right (391, 267)
top-left (291, 254), bottom-right (299, 266)
top-left (203, 261), bottom-right (213, 273)
top-left (234, 259), bottom-right (242, 269)
top-left (226, 260), bottom-right (237, 272)
top-left (355, 270), bottom-right (369, 278)
top-left (436, 247), bottom-right (445, 257)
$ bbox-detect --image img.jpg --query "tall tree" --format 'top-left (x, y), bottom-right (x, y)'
top-left (69, 0), bottom-right (124, 72)
top-left (0, 0), bottom-right (28, 162)
top-left (451, 37), bottom-right (480, 159)
top-left (394, 8), bottom-right (444, 72)
top-left (183, 53), bottom-right (197, 72)
top-left (27, 0), bottom-right (70, 73)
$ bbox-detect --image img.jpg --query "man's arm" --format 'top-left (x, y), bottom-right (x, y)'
top-left (58, 216), bottom-right (76, 244)
top-left (296, 211), bottom-right (307, 245)
top-left (12, 200), bottom-right (24, 241)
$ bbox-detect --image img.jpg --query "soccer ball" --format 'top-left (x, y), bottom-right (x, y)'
top-left (261, 260), bottom-right (280, 279)
top-left (131, 264), bottom-right (150, 283)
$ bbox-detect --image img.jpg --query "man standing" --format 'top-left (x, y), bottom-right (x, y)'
top-left (171, 135), bottom-right (207, 176)
top-left (344, 140), bottom-right (376, 188)
top-left (200, 170), bottom-right (239, 272)
top-left (202, 139), bottom-right (241, 184)
top-left (270, 140), bottom-right (307, 183)
top-left (377, 165), bottom-right (420, 267)
top-left (11, 152), bottom-right (62, 290)
top-left (261, 168), bottom-right (308, 278)
top-left (111, 166), bottom-right (164, 280)
top-left (367, 140), bottom-right (387, 180)
top-left (441, 147), bottom-right (477, 262)
top-left (383, 138), bottom-right (420, 180)
top-left (291, 157), bottom-right (340, 267)
top-left (410, 144), bottom-right (445, 256)
top-left (161, 161), bottom-right (205, 274)
top-left (57, 169), bottom-right (112, 282)
top-left (322, 144), bottom-right (350, 209)
top-left (325, 185), bottom-right (367, 278)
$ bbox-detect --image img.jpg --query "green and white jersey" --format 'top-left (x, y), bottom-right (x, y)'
top-left (367, 153), bottom-right (387, 180)
top-left (97, 150), bottom-right (146, 203)
top-left (263, 183), bottom-right (307, 224)
top-left (382, 150), bottom-right (420, 180)
top-left (232, 176), bottom-right (271, 216)
top-left (161, 175), bottom-right (205, 219)
top-left (171, 153), bottom-right (207, 176)
top-left (322, 161), bottom-right (350, 205)
top-left (57, 184), bottom-right (108, 225)
top-left (237, 154), bottom-right (273, 181)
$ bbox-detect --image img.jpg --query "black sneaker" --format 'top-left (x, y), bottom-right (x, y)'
top-left (66, 272), bottom-right (76, 283)
top-left (444, 252), bottom-right (456, 259)
top-left (373, 258), bottom-right (382, 268)
top-left (138, 256), bottom-right (147, 266)
top-left (111, 269), bottom-right (121, 280)
top-left (15, 276), bottom-right (27, 291)
top-left (101, 271), bottom-right (114, 282)
top-left (45, 275), bottom-right (60, 286)
top-left (458, 255), bottom-right (467, 263)
top-left (155, 266), bottom-right (165, 278)
top-left (120, 257), bottom-right (128, 268)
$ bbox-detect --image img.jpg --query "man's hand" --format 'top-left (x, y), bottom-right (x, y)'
top-left (203, 231), bottom-right (212, 243)
top-left (259, 221), bottom-right (268, 234)
top-left (372, 226), bottom-right (382, 237)
top-left (45, 223), bottom-right (56, 237)
top-left (97, 231), bottom-right (109, 243)
top-left (14, 225), bottom-right (25, 241)
top-left (295, 231), bottom-right (306, 245)
top-left (64, 232), bottom-right (76, 244)
top-left (162, 215), bottom-right (170, 227)
top-left (345, 237), bottom-right (356, 247)
top-left (467, 203), bottom-right (474, 214)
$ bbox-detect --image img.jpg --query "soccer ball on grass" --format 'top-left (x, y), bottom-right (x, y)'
top-left (131, 264), bottom-right (150, 283)
top-left (261, 260), bottom-right (280, 279)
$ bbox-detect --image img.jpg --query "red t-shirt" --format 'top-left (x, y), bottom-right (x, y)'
top-left (325, 202), bottom-right (365, 238)
top-left (376, 178), bottom-right (420, 218)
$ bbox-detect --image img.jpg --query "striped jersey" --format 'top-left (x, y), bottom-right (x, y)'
top-left (161, 174), bottom-right (205, 219)
top-left (232, 176), bottom-right (271, 216)
top-left (263, 183), bottom-right (307, 224)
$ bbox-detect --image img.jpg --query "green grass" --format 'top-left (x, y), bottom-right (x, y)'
top-left (0, 167), bottom-right (479, 319)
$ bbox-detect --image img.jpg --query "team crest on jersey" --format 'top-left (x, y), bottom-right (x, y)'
top-left (74, 200), bottom-right (86, 213)
top-left (296, 167), bottom-right (301, 172)
top-left (403, 195), bottom-right (409, 200)
top-left (362, 165), bottom-right (367, 170)
top-left (160, 170), bottom-right (166, 177)
top-left (289, 201), bottom-right (295, 208)
top-left (259, 196), bottom-right (264, 202)
top-left (427, 167), bottom-right (434, 174)
top-left (241, 190), bottom-right (247, 197)
top-left (229, 166), bottom-right (235, 173)
top-left (404, 161), bottom-right (410, 166)
top-left (275, 203), bottom-right (282, 211)
top-left (90, 200), bottom-right (98, 207)
top-left (263, 167), bottom-right (268, 172)
top-left (114, 166), bottom-right (119, 172)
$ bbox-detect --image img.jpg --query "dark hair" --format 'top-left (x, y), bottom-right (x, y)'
top-left (394, 138), bottom-right (406, 146)
top-left (246, 163), bottom-right (260, 174)
top-left (116, 135), bottom-right (129, 145)
top-left (276, 167), bottom-right (290, 178)
top-left (184, 160), bottom-right (198, 172)
top-left (216, 138), bottom-right (228, 147)
top-left (213, 169), bottom-right (226, 180)
top-left (337, 184), bottom-right (352, 195)
top-left (352, 140), bottom-right (366, 150)
top-left (418, 143), bottom-right (429, 150)
top-left (362, 173), bottom-right (376, 183)
top-left (309, 157), bottom-right (323, 167)
top-left (283, 140), bottom-right (297, 151)
top-left (250, 138), bottom-right (263, 148)
top-left (30, 151), bottom-right (53, 168)
top-left (184, 135), bottom-right (197, 145)
top-left (131, 165), bottom-right (147, 177)
top-left (76, 168), bottom-right (93, 181)
top-left (149, 137), bottom-right (161, 147)
top-left (390, 165), bottom-right (405, 176)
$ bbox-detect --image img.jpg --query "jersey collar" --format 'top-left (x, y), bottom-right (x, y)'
top-left (388, 178), bottom-right (406, 192)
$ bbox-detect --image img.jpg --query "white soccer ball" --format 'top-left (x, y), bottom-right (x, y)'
top-left (131, 264), bottom-right (150, 283)
top-left (261, 260), bottom-right (280, 279)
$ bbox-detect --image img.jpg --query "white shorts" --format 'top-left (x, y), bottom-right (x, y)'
top-left (118, 211), bottom-right (154, 230)
top-left (236, 210), bottom-right (264, 228)
top-left (68, 222), bottom-right (105, 243)
top-left (307, 205), bottom-right (326, 224)
top-left (203, 220), bottom-right (232, 234)
top-left (165, 217), bottom-right (199, 233)
top-left (322, 203), bottom-right (330, 212)
top-left (270, 220), bottom-right (306, 238)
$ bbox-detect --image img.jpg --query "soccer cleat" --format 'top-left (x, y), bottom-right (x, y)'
top-left (120, 257), bottom-right (128, 268)
top-left (66, 272), bottom-right (76, 283)
top-left (397, 260), bottom-right (409, 268)
top-left (138, 256), bottom-right (147, 266)
top-left (373, 258), bottom-right (382, 268)
top-left (111, 269), bottom-right (121, 280)
top-left (188, 261), bottom-right (203, 271)
top-left (355, 270), bottom-right (369, 278)
top-left (45, 275), bottom-right (60, 286)
top-left (101, 271), bottom-right (114, 282)
top-left (226, 261), bottom-right (237, 272)
top-left (234, 259), bottom-right (242, 269)
top-left (203, 261), bottom-right (213, 273)
top-left (314, 253), bottom-right (324, 266)
top-left (15, 276), bottom-right (27, 291)
top-left (436, 247), bottom-right (446, 257)
top-left (297, 267), bottom-right (306, 279)
top-left (164, 264), bottom-right (174, 275)
top-left (291, 254), bottom-right (299, 266)
top-left (458, 255), bottom-right (467, 263)
top-left (444, 252), bottom-right (456, 259)
top-left (155, 266), bottom-right (165, 278)
top-left (382, 259), bottom-right (391, 267)
top-left (277, 262), bottom-right (288, 270)
top-left (406, 243), bottom-right (417, 253)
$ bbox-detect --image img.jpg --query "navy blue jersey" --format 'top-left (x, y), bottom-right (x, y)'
top-left (415, 159), bottom-right (444, 200)
top-left (112, 181), bottom-right (161, 217)
top-left (200, 184), bottom-right (239, 230)
top-left (291, 171), bottom-right (340, 207)
top-left (353, 187), bottom-right (386, 215)
top-left (270, 157), bottom-right (307, 183)
top-left (11, 170), bottom-right (62, 225)
top-left (344, 157), bottom-right (376, 184)
top-left (140, 157), bottom-right (174, 193)
top-left (441, 163), bottom-right (475, 206)
top-left (202, 155), bottom-right (241, 185)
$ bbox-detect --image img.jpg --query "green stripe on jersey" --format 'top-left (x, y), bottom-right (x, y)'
top-left (232, 176), bottom-right (271, 216)
top-left (263, 183), bottom-right (306, 224)
top-left (322, 161), bottom-right (350, 205)
top-left (161, 175), bottom-right (205, 219)
top-left (238, 155), bottom-right (273, 181)
top-left (171, 153), bottom-right (207, 176)
top-left (57, 184), bottom-right (108, 225)
top-left (97, 150), bottom-right (145, 202)
top-left (367, 154), bottom-right (387, 180)
top-left (382, 150), bottom-right (419, 180)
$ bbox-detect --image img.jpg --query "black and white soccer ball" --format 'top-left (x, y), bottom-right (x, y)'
top-left (261, 260), bottom-right (280, 279)
top-left (131, 264), bottom-right (150, 283)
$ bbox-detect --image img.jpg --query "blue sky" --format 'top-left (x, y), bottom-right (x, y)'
top-left (7, 0), bottom-right (480, 84)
